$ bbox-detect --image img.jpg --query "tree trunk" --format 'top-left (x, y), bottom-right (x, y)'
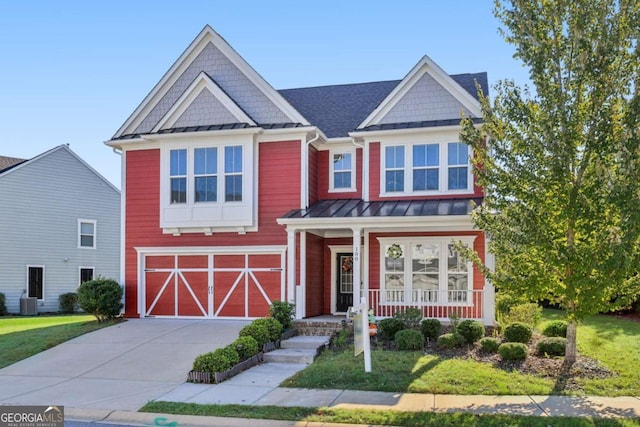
top-left (565, 319), bottom-right (578, 363)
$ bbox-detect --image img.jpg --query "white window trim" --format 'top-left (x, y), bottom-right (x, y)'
top-left (329, 147), bottom-right (357, 193)
top-left (377, 237), bottom-right (475, 306)
top-left (379, 141), bottom-right (473, 197)
top-left (79, 266), bottom-right (95, 286)
top-left (78, 219), bottom-right (97, 249)
top-left (26, 265), bottom-right (45, 301)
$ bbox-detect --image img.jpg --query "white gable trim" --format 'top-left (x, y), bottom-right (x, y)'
top-left (152, 72), bottom-right (256, 132)
top-left (114, 25), bottom-right (308, 138)
top-left (358, 55), bottom-right (482, 129)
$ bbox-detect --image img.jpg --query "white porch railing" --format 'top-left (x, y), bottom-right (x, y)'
top-left (368, 289), bottom-right (484, 320)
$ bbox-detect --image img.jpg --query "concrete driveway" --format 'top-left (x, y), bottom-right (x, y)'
top-left (0, 318), bottom-right (248, 411)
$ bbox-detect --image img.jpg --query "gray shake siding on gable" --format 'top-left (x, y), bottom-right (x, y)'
top-left (172, 89), bottom-right (239, 128)
top-left (134, 42), bottom-right (289, 133)
top-left (0, 147), bottom-right (120, 313)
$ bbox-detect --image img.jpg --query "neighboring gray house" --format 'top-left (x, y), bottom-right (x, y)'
top-left (0, 145), bottom-right (120, 314)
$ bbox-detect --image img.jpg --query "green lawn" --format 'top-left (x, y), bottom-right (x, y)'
top-left (0, 315), bottom-right (116, 369)
top-left (281, 310), bottom-right (640, 396)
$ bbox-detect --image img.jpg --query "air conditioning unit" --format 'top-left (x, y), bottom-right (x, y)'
top-left (20, 297), bottom-right (38, 316)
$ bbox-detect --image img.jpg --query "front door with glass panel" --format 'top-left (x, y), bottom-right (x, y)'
top-left (336, 253), bottom-right (354, 312)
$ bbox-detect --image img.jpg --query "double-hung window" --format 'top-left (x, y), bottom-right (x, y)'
top-left (78, 220), bottom-right (96, 249)
top-left (412, 144), bottom-right (439, 191)
top-left (224, 146), bottom-right (243, 202)
top-left (384, 146), bottom-right (405, 192)
top-left (448, 142), bottom-right (468, 190)
top-left (194, 147), bottom-right (217, 202)
top-left (380, 238), bottom-right (473, 305)
top-left (330, 149), bottom-right (356, 191)
top-left (170, 149), bottom-right (187, 204)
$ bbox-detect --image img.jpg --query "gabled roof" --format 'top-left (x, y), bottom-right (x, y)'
top-left (0, 155), bottom-right (26, 173)
top-left (0, 145), bottom-right (119, 194)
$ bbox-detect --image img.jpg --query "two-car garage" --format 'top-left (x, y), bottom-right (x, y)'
top-left (136, 246), bottom-right (286, 318)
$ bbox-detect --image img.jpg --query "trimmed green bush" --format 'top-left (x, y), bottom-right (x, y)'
top-left (436, 333), bottom-right (465, 349)
top-left (0, 293), bottom-right (7, 316)
top-left (269, 300), bottom-right (295, 330)
top-left (456, 319), bottom-right (485, 344)
top-left (498, 342), bottom-right (529, 360)
top-left (193, 348), bottom-right (234, 374)
top-left (77, 278), bottom-right (123, 322)
top-left (378, 318), bottom-right (407, 341)
top-left (393, 308), bottom-right (423, 329)
top-left (479, 337), bottom-right (500, 353)
top-left (542, 320), bottom-right (568, 338)
top-left (537, 337), bottom-right (567, 357)
top-left (500, 303), bottom-right (542, 328)
top-left (58, 292), bottom-right (78, 314)
top-left (234, 336), bottom-right (259, 361)
top-left (395, 329), bottom-right (425, 351)
top-left (222, 344), bottom-right (240, 367)
top-left (420, 318), bottom-right (441, 341)
top-left (503, 322), bottom-right (533, 343)
top-left (239, 321), bottom-right (271, 347)
top-left (253, 317), bottom-right (283, 342)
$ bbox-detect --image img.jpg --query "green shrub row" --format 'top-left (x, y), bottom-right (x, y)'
top-left (59, 292), bottom-right (78, 314)
top-left (0, 293), bottom-right (7, 316)
top-left (542, 320), bottom-right (567, 338)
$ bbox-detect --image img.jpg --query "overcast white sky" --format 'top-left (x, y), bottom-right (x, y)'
top-left (0, 0), bottom-right (529, 189)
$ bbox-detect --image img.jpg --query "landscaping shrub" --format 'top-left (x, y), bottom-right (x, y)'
top-left (253, 317), bottom-right (283, 342)
top-left (500, 303), bottom-right (542, 328)
top-left (420, 318), bottom-right (441, 341)
top-left (378, 318), bottom-right (407, 341)
top-left (0, 293), bottom-right (7, 316)
top-left (479, 337), bottom-right (500, 353)
top-left (269, 300), bottom-right (295, 330)
top-left (537, 337), bottom-right (567, 357)
top-left (393, 308), bottom-right (423, 329)
top-left (234, 336), bottom-right (259, 361)
top-left (498, 342), bottom-right (529, 360)
top-left (542, 320), bottom-right (568, 338)
top-left (58, 292), bottom-right (78, 314)
top-left (222, 344), bottom-right (240, 367)
top-left (239, 321), bottom-right (272, 347)
top-left (394, 329), bottom-right (425, 351)
top-left (456, 319), bottom-right (485, 344)
top-left (193, 348), bottom-right (234, 374)
top-left (436, 333), bottom-right (465, 349)
top-left (503, 322), bottom-right (533, 343)
top-left (77, 278), bottom-right (123, 322)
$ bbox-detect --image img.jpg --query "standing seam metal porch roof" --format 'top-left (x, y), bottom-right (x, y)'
top-left (281, 198), bottom-right (482, 221)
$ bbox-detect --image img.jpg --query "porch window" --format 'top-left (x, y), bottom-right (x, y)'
top-left (380, 238), bottom-right (473, 305)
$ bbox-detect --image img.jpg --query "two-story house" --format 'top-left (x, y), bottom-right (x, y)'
top-left (106, 26), bottom-right (494, 324)
top-left (0, 145), bottom-right (120, 314)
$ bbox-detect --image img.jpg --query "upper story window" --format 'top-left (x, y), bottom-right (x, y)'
top-left (330, 148), bottom-right (356, 192)
top-left (170, 149), bottom-right (187, 204)
top-left (78, 220), bottom-right (96, 249)
top-left (194, 147), bottom-right (217, 202)
top-left (381, 141), bottom-right (471, 196)
top-left (224, 146), bottom-right (243, 201)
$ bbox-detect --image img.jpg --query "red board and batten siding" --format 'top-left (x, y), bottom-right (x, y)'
top-left (123, 141), bottom-right (301, 317)
top-left (305, 233), bottom-right (324, 317)
top-left (368, 142), bottom-right (483, 201)
top-left (308, 145), bottom-right (319, 205)
top-left (316, 148), bottom-right (363, 200)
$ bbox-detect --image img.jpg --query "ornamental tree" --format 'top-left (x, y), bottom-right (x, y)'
top-left (461, 0), bottom-right (640, 363)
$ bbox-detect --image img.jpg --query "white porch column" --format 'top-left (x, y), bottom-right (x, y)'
top-left (352, 227), bottom-right (362, 300)
top-left (286, 229), bottom-right (297, 310)
top-left (297, 231), bottom-right (307, 319)
top-left (483, 237), bottom-right (496, 325)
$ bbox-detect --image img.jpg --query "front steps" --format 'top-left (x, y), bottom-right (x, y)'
top-left (263, 335), bottom-right (329, 364)
top-left (293, 319), bottom-right (345, 337)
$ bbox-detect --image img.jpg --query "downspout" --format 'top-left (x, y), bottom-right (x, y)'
top-left (301, 131), bottom-right (320, 209)
top-left (111, 146), bottom-right (126, 316)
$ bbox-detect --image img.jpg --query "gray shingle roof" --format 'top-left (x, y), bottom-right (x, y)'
top-left (0, 155), bottom-right (26, 173)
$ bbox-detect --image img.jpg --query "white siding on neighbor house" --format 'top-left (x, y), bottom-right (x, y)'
top-left (0, 146), bottom-right (120, 314)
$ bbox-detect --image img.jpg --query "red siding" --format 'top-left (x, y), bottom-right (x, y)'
top-left (305, 234), bottom-right (324, 316)
top-left (317, 148), bottom-right (363, 200)
top-left (124, 141), bottom-right (301, 317)
top-left (308, 145), bottom-right (318, 205)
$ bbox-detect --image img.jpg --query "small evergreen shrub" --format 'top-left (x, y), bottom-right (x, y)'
top-left (269, 300), bottom-right (295, 329)
top-left (234, 336), bottom-right (259, 361)
top-left (77, 278), bottom-right (123, 322)
top-left (58, 292), bottom-right (78, 314)
top-left (456, 319), bottom-right (485, 344)
top-left (378, 318), bottom-right (407, 341)
top-left (537, 337), bottom-right (567, 357)
top-left (479, 337), bottom-right (500, 353)
top-left (193, 348), bottom-right (233, 374)
top-left (253, 317), bottom-right (283, 342)
top-left (395, 329), bottom-right (425, 351)
top-left (239, 321), bottom-right (271, 347)
top-left (436, 333), bottom-right (465, 349)
top-left (0, 293), bottom-right (7, 316)
top-left (500, 303), bottom-right (542, 328)
top-left (222, 344), bottom-right (240, 367)
top-left (542, 320), bottom-right (568, 338)
top-left (498, 342), bottom-right (529, 360)
top-left (420, 318), bottom-right (441, 341)
top-left (503, 322), bottom-right (533, 343)
top-left (393, 308), bottom-right (423, 329)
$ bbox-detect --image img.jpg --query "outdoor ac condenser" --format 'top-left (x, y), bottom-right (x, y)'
top-left (20, 297), bottom-right (38, 315)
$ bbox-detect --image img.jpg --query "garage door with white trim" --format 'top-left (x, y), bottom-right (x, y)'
top-left (143, 251), bottom-right (285, 318)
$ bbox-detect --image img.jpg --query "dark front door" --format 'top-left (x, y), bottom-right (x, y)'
top-left (336, 253), bottom-right (354, 312)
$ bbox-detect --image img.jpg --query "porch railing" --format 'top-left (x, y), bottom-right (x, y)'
top-left (368, 289), bottom-right (484, 320)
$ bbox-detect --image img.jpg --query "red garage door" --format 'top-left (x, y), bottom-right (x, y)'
top-left (143, 251), bottom-right (284, 318)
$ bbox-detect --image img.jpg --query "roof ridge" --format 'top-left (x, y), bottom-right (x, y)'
top-left (278, 79), bottom-right (401, 92)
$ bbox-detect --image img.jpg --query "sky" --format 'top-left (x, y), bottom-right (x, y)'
top-left (0, 0), bottom-right (530, 189)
